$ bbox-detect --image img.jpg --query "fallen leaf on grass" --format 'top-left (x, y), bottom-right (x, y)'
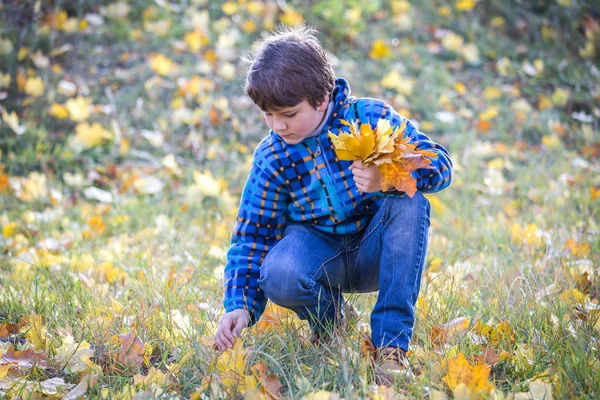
top-left (302, 391), bottom-right (341, 400)
top-left (115, 331), bottom-right (148, 369)
top-left (442, 353), bottom-right (493, 399)
top-left (0, 317), bottom-right (28, 338)
top-left (133, 367), bottom-right (171, 387)
top-left (213, 337), bottom-right (247, 392)
top-left (1, 347), bottom-right (49, 369)
top-left (507, 380), bottom-right (553, 400)
top-left (22, 315), bottom-right (49, 349)
top-left (430, 317), bottom-right (470, 347)
top-left (248, 361), bottom-right (282, 399)
top-left (474, 320), bottom-right (515, 346)
top-left (63, 373), bottom-right (99, 400)
top-left (54, 333), bottom-right (97, 374)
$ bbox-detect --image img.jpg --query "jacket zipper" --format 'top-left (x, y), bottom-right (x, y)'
top-left (315, 136), bottom-right (345, 221)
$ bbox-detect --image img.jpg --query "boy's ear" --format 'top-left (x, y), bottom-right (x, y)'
top-left (316, 94), bottom-right (329, 111)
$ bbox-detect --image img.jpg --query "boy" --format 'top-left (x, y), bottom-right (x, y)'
top-left (214, 25), bottom-right (453, 383)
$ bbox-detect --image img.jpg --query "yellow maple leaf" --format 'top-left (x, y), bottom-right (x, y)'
top-left (564, 237), bottom-right (590, 257)
top-left (442, 32), bottom-right (464, 52)
top-left (23, 314), bottom-right (50, 349)
top-left (133, 367), bottom-right (171, 387)
top-left (222, 1), bottom-right (239, 15)
top-left (66, 96), bottom-right (92, 122)
top-left (10, 172), bottom-right (48, 202)
top-left (25, 75), bottom-right (45, 97)
top-left (483, 87), bottom-right (502, 100)
top-left (2, 108), bottom-right (25, 135)
top-left (54, 333), bottom-right (97, 374)
top-left (2, 222), bottom-right (16, 237)
top-left (369, 39), bottom-right (392, 60)
top-left (280, 7), bottom-right (304, 27)
top-left (149, 53), bottom-right (175, 76)
top-left (74, 122), bottom-right (112, 149)
top-left (443, 353), bottom-right (493, 398)
top-left (214, 337), bottom-right (248, 392)
top-left (559, 288), bottom-right (587, 306)
top-left (551, 88), bottom-right (569, 106)
top-left (456, 0), bottom-right (478, 12)
top-left (184, 31), bottom-right (205, 53)
top-left (49, 103), bottom-right (69, 119)
top-left (328, 119), bottom-right (400, 164)
top-left (303, 391), bottom-right (341, 400)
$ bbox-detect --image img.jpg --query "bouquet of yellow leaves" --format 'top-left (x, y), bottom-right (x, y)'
top-left (328, 119), bottom-right (437, 197)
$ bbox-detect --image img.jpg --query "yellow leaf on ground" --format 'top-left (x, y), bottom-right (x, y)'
top-left (66, 96), bottom-right (92, 121)
top-left (49, 103), bottom-right (69, 119)
top-left (25, 76), bottom-right (45, 97)
top-left (551, 88), bottom-right (569, 106)
top-left (10, 172), bottom-right (48, 202)
top-left (54, 333), bottom-right (96, 374)
top-left (483, 87), bottom-right (502, 100)
top-left (559, 289), bottom-right (586, 307)
top-left (369, 39), bottom-right (392, 59)
top-left (64, 374), bottom-right (99, 400)
top-left (149, 53), bottom-right (175, 76)
top-left (564, 237), bottom-right (590, 257)
top-left (215, 337), bottom-right (247, 392)
top-left (74, 122), bottom-right (112, 149)
top-left (303, 391), bottom-right (341, 400)
top-left (2, 108), bottom-right (25, 135)
top-left (456, 0), bottom-right (478, 12)
top-left (280, 7), bottom-right (303, 27)
top-left (443, 353), bottom-right (493, 397)
top-left (222, 1), bottom-right (239, 15)
top-left (133, 367), bottom-right (171, 387)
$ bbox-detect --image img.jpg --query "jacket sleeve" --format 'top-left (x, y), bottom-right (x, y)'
top-left (359, 100), bottom-right (453, 194)
top-left (223, 153), bottom-right (288, 325)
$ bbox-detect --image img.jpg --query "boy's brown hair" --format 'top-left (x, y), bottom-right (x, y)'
top-left (244, 25), bottom-right (335, 112)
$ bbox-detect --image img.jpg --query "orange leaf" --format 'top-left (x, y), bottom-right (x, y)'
top-left (250, 361), bottom-right (283, 399)
top-left (476, 118), bottom-right (492, 133)
top-left (0, 165), bottom-right (9, 193)
top-left (116, 331), bottom-right (146, 369)
top-left (361, 329), bottom-right (377, 364)
top-left (564, 237), bottom-right (590, 257)
top-left (1, 346), bottom-right (49, 369)
top-left (378, 163), bottom-right (417, 196)
top-left (0, 316), bottom-right (28, 338)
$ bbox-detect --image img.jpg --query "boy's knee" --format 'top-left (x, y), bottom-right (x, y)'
top-left (259, 252), bottom-right (312, 307)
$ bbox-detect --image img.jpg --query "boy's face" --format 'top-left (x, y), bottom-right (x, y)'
top-left (263, 96), bottom-right (329, 145)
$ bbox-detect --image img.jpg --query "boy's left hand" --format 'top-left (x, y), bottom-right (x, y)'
top-left (349, 160), bottom-right (382, 193)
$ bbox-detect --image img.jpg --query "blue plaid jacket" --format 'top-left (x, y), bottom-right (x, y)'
top-left (224, 78), bottom-right (453, 323)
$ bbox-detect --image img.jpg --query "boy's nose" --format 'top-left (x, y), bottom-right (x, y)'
top-left (272, 118), bottom-right (286, 131)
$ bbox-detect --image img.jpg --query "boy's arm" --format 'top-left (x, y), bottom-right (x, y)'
top-left (223, 156), bottom-right (288, 325)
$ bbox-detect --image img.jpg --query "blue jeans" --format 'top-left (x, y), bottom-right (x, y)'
top-left (258, 193), bottom-right (431, 351)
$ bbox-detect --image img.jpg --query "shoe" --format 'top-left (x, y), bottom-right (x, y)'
top-left (374, 346), bottom-right (413, 385)
top-left (309, 330), bottom-right (332, 347)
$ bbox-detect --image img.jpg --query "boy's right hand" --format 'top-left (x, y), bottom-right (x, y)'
top-left (213, 309), bottom-right (250, 352)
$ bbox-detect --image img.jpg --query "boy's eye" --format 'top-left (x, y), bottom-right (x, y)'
top-left (284, 113), bottom-right (297, 118)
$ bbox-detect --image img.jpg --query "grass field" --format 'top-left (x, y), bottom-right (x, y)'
top-left (1, 0), bottom-right (599, 398)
